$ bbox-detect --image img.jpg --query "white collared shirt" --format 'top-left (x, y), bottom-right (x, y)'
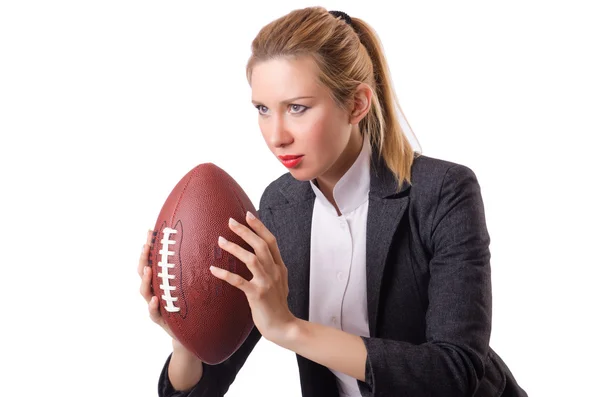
top-left (308, 134), bottom-right (372, 397)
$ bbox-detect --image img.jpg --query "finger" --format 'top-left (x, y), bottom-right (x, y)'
top-left (138, 243), bottom-right (148, 278)
top-left (148, 296), bottom-right (162, 324)
top-left (210, 265), bottom-right (252, 295)
top-left (138, 229), bottom-right (154, 278)
top-left (139, 265), bottom-right (153, 303)
top-left (228, 217), bottom-right (276, 273)
top-left (218, 235), bottom-right (267, 281)
top-left (245, 211), bottom-right (285, 267)
top-left (149, 296), bottom-right (176, 339)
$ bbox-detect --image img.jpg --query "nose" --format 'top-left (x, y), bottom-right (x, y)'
top-left (269, 114), bottom-right (293, 149)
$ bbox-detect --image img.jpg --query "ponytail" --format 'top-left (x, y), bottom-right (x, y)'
top-left (351, 17), bottom-right (421, 192)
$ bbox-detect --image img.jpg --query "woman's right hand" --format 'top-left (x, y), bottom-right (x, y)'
top-left (139, 229), bottom-right (205, 390)
top-left (138, 229), bottom-right (177, 340)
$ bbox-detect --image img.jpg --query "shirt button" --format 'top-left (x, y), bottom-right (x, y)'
top-left (337, 271), bottom-right (344, 281)
top-left (331, 316), bottom-right (338, 325)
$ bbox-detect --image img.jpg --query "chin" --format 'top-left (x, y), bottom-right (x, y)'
top-left (288, 169), bottom-right (313, 182)
top-left (287, 164), bottom-right (319, 182)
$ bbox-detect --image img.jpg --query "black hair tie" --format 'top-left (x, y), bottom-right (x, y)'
top-left (329, 10), bottom-right (352, 26)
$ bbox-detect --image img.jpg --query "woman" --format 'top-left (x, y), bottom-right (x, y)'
top-left (138, 7), bottom-right (527, 397)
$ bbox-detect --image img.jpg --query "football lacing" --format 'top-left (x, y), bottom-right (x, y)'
top-left (158, 227), bottom-right (180, 313)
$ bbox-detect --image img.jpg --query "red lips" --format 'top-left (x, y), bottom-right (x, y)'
top-left (278, 154), bottom-right (304, 168)
top-left (277, 155), bottom-right (303, 160)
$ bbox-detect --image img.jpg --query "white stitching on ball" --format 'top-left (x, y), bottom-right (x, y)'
top-left (158, 227), bottom-right (180, 313)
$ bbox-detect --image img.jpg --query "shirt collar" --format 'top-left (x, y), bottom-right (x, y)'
top-left (310, 134), bottom-right (371, 216)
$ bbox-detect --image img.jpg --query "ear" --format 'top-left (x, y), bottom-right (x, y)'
top-left (349, 83), bottom-right (373, 125)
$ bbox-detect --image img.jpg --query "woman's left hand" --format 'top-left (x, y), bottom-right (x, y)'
top-left (210, 211), bottom-right (297, 344)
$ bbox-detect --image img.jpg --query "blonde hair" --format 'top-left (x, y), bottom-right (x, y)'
top-left (246, 7), bottom-right (421, 192)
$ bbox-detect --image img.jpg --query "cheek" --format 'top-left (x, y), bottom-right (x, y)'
top-left (257, 119), bottom-right (273, 147)
top-left (301, 111), bottom-right (339, 145)
top-left (313, 115), bottom-right (348, 151)
top-left (303, 119), bottom-right (329, 146)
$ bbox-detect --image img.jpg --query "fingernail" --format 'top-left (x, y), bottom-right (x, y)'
top-left (144, 267), bottom-right (148, 275)
top-left (229, 217), bottom-right (238, 226)
top-left (218, 236), bottom-right (227, 245)
top-left (246, 211), bottom-right (255, 220)
top-left (142, 244), bottom-right (146, 252)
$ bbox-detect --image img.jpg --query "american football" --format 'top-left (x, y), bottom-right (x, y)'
top-left (149, 163), bottom-right (257, 365)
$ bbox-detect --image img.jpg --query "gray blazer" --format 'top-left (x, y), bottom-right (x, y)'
top-left (159, 150), bottom-right (528, 397)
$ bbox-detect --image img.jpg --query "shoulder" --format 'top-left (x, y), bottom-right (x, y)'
top-left (410, 154), bottom-right (488, 243)
top-left (396, 154), bottom-right (483, 216)
top-left (410, 153), bottom-right (479, 192)
top-left (257, 172), bottom-right (299, 210)
top-left (405, 155), bottom-right (487, 244)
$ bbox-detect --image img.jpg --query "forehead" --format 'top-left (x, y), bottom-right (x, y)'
top-left (251, 56), bottom-right (324, 102)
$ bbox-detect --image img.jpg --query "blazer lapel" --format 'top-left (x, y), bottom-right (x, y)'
top-left (269, 178), bottom-right (315, 321)
top-left (366, 152), bottom-right (411, 336)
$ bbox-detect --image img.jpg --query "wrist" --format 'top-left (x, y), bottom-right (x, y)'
top-left (272, 317), bottom-right (303, 349)
top-left (169, 339), bottom-right (204, 391)
top-left (172, 339), bottom-right (202, 364)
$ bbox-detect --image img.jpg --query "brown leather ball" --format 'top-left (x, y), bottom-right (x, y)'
top-left (149, 163), bottom-right (257, 364)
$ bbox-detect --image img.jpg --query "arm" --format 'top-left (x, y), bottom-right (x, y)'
top-left (277, 164), bottom-right (492, 396)
top-left (167, 340), bottom-right (205, 391)
top-left (158, 325), bottom-right (263, 397)
top-left (277, 318), bottom-right (368, 381)
top-left (361, 164), bottom-right (492, 396)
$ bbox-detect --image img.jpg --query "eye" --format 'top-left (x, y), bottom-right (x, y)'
top-left (255, 105), bottom-right (269, 115)
top-left (289, 104), bottom-right (308, 114)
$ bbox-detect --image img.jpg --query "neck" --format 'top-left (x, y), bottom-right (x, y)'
top-left (314, 131), bottom-right (364, 215)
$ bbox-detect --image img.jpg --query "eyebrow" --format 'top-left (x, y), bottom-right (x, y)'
top-left (251, 96), bottom-right (316, 106)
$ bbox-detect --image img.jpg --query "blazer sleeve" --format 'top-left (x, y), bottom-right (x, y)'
top-left (157, 205), bottom-right (271, 397)
top-left (357, 164), bottom-right (493, 396)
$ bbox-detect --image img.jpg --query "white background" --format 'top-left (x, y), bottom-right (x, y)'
top-left (1, 1), bottom-right (598, 396)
